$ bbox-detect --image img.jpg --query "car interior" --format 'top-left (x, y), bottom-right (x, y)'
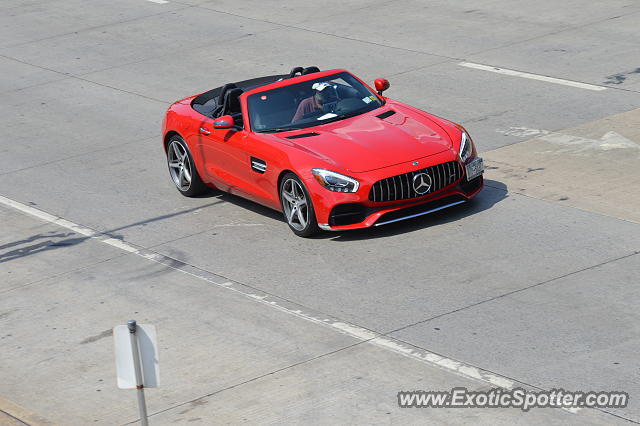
top-left (249, 76), bottom-right (364, 130)
top-left (191, 66), bottom-right (322, 129)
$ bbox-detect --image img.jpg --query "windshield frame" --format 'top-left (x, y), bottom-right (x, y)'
top-left (245, 71), bottom-right (384, 133)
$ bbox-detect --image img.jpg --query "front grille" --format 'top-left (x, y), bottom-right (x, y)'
top-left (369, 161), bottom-right (461, 202)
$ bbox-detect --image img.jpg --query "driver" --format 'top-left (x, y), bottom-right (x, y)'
top-left (291, 81), bottom-right (338, 122)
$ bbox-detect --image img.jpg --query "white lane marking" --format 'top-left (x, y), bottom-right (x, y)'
top-left (2, 194), bottom-right (577, 404)
top-left (459, 62), bottom-right (607, 91)
top-left (0, 195), bottom-right (142, 253)
top-left (496, 127), bottom-right (639, 152)
top-left (496, 127), bottom-right (550, 138)
top-left (542, 131), bottom-right (639, 152)
top-left (146, 0), bottom-right (169, 3)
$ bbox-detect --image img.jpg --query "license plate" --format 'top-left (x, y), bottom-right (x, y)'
top-left (465, 157), bottom-right (484, 181)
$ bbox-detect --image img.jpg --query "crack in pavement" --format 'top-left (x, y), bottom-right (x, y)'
top-left (124, 339), bottom-right (367, 424)
top-left (1, 4), bottom-right (195, 50)
top-left (0, 53), bottom-right (169, 103)
top-left (483, 179), bottom-right (640, 227)
top-left (3, 196), bottom-right (639, 424)
top-left (384, 250), bottom-right (640, 336)
top-left (187, 3), bottom-right (640, 94)
top-left (0, 136), bottom-right (159, 178)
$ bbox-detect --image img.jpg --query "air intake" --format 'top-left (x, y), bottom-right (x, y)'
top-left (375, 110), bottom-right (396, 119)
top-left (285, 132), bottom-right (320, 139)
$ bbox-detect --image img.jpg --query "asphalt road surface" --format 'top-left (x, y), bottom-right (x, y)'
top-left (1, 0), bottom-right (639, 425)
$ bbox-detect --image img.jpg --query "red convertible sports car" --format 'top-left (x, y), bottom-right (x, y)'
top-left (162, 66), bottom-right (484, 236)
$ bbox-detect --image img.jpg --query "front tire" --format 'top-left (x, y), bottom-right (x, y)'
top-left (166, 135), bottom-right (208, 197)
top-left (280, 173), bottom-right (319, 237)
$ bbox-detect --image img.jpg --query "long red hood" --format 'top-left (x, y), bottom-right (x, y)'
top-left (273, 107), bottom-right (453, 173)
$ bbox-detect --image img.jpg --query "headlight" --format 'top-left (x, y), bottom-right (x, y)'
top-left (312, 169), bottom-right (359, 193)
top-left (459, 130), bottom-right (474, 163)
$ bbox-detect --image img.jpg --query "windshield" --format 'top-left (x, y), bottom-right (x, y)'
top-left (248, 72), bottom-right (383, 133)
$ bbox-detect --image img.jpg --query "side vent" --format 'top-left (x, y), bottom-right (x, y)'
top-left (250, 157), bottom-right (267, 174)
top-left (375, 110), bottom-right (396, 119)
top-left (285, 132), bottom-right (320, 139)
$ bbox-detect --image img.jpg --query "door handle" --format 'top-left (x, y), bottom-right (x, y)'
top-left (199, 127), bottom-right (210, 135)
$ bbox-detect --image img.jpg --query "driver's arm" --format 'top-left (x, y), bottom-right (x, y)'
top-left (291, 97), bottom-right (316, 123)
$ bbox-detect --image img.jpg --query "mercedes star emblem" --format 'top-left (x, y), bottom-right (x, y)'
top-left (412, 172), bottom-right (432, 195)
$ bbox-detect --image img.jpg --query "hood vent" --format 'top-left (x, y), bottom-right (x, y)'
top-left (376, 110), bottom-right (396, 119)
top-left (285, 132), bottom-right (320, 139)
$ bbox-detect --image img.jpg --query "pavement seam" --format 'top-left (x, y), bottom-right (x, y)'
top-left (2, 0), bottom-right (639, 117)
top-left (484, 180), bottom-right (640, 226)
top-left (0, 252), bottom-right (130, 296)
top-left (3, 196), bottom-right (637, 423)
top-left (74, 28), bottom-right (282, 79)
top-left (191, 4), bottom-right (456, 60)
top-left (481, 149), bottom-right (640, 226)
top-left (0, 136), bottom-right (159, 178)
top-left (0, 409), bottom-right (30, 426)
top-left (0, 4), bottom-right (195, 50)
top-left (1, 5), bottom-right (639, 425)
top-left (0, 75), bottom-right (72, 97)
top-left (141, 222), bottom-right (274, 251)
top-left (0, 54), bottom-right (169, 104)
top-left (385, 250), bottom-right (640, 336)
top-left (1, 0), bottom-right (45, 11)
top-left (0, 196), bottom-right (536, 398)
top-left (3, 6), bottom-right (638, 106)
top-left (123, 340), bottom-right (367, 424)
top-left (123, 312), bottom-right (636, 424)
top-left (590, 409), bottom-right (640, 425)
top-left (186, 3), bottom-right (640, 95)
top-left (1, 4), bottom-right (456, 100)
top-left (0, 396), bottom-right (56, 426)
top-left (0, 24), bottom-right (282, 101)
top-left (71, 76), bottom-right (169, 103)
top-left (466, 8), bottom-right (640, 58)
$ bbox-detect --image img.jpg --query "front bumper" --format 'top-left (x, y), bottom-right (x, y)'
top-left (307, 153), bottom-right (484, 231)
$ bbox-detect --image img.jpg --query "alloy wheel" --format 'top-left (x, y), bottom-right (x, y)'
top-left (167, 140), bottom-right (192, 191)
top-left (281, 178), bottom-right (309, 231)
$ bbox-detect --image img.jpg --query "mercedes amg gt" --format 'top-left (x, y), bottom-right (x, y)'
top-left (162, 66), bottom-right (484, 236)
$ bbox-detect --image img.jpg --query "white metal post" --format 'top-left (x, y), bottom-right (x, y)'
top-left (128, 320), bottom-right (149, 426)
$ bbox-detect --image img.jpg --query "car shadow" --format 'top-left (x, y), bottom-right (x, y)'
top-left (0, 201), bottom-right (223, 265)
top-left (318, 179), bottom-right (508, 241)
top-left (0, 232), bottom-right (76, 263)
top-left (195, 189), bottom-right (285, 221)
top-left (199, 179), bottom-right (508, 241)
top-left (0, 181), bottom-right (507, 265)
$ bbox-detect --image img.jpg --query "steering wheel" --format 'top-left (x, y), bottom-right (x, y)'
top-left (321, 102), bottom-right (338, 113)
top-left (301, 110), bottom-right (326, 120)
top-left (333, 98), bottom-right (363, 114)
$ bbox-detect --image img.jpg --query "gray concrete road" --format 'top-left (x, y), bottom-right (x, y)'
top-left (1, 0), bottom-right (639, 424)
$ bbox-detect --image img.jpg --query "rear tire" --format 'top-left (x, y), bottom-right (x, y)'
top-left (166, 135), bottom-right (208, 197)
top-left (279, 173), bottom-right (319, 237)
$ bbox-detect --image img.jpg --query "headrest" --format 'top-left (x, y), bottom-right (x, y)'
top-left (223, 88), bottom-right (243, 114)
top-left (289, 67), bottom-right (304, 78)
top-left (302, 66), bottom-right (320, 75)
top-left (217, 83), bottom-right (237, 105)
